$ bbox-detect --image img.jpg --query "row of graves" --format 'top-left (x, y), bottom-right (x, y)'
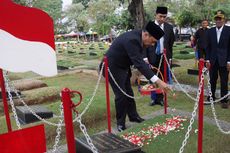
top-left (1, 2), bottom-right (228, 153)
top-left (55, 41), bottom-right (109, 70)
top-left (0, 79), bottom-right (60, 124)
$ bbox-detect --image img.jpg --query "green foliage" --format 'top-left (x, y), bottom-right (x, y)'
top-left (13, 0), bottom-right (230, 35)
top-left (175, 9), bottom-right (198, 27)
top-left (64, 3), bottom-right (89, 32)
top-left (13, 0), bottom-right (27, 5)
top-left (72, 0), bottom-right (90, 8)
top-left (87, 0), bottom-right (119, 34)
top-left (32, 0), bottom-right (62, 34)
top-left (118, 9), bottom-right (134, 30)
top-left (177, 0), bottom-right (230, 26)
top-left (144, 1), bottom-right (157, 21)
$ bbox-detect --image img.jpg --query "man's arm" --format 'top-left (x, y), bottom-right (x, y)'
top-left (227, 26), bottom-right (230, 71)
top-left (205, 29), bottom-right (211, 69)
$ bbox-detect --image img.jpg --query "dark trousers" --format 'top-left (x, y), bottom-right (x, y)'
top-left (209, 62), bottom-right (229, 103)
top-left (152, 54), bottom-right (165, 101)
top-left (106, 66), bottom-right (139, 126)
top-left (198, 48), bottom-right (206, 59)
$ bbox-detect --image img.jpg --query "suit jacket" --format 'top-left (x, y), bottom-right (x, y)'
top-left (163, 22), bottom-right (175, 60)
top-left (206, 25), bottom-right (230, 67)
top-left (194, 27), bottom-right (209, 51)
top-left (105, 30), bottom-right (155, 80)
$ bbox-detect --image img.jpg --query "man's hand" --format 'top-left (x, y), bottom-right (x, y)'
top-left (227, 63), bottom-right (230, 71)
top-left (206, 61), bottom-right (211, 70)
top-left (169, 59), bottom-right (172, 65)
top-left (155, 79), bottom-right (171, 93)
top-left (143, 58), bottom-right (149, 64)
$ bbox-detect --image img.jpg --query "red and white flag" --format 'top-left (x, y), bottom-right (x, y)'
top-left (0, 0), bottom-right (57, 76)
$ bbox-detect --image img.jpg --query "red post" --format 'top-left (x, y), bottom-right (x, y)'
top-left (61, 88), bottom-right (76, 153)
top-left (198, 59), bottom-right (204, 153)
top-left (0, 69), bottom-right (12, 132)
top-left (163, 49), bottom-right (168, 114)
top-left (104, 56), bottom-right (111, 133)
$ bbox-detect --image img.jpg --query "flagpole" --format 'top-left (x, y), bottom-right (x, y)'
top-left (0, 69), bottom-right (12, 132)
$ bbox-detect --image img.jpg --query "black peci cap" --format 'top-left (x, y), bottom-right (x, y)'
top-left (145, 21), bottom-right (165, 40)
top-left (156, 6), bottom-right (168, 14)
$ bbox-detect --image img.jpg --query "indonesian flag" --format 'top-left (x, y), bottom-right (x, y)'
top-left (0, 0), bottom-right (57, 76)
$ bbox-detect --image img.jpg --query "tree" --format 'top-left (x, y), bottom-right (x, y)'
top-left (176, 10), bottom-right (196, 27)
top-left (87, 0), bottom-right (118, 34)
top-left (13, 0), bottom-right (27, 5)
top-left (13, 0), bottom-right (63, 34)
top-left (32, 0), bottom-right (63, 34)
top-left (64, 3), bottom-right (89, 32)
top-left (128, 0), bottom-right (145, 29)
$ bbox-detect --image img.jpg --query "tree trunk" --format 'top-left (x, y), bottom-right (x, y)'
top-left (128, 0), bottom-right (145, 29)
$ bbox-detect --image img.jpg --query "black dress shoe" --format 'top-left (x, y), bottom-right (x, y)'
top-left (149, 100), bottom-right (156, 106)
top-left (129, 117), bottom-right (145, 123)
top-left (221, 102), bottom-right (229, 109)
top-left (158, 100), bottom-right (164, 106)
top-left (117, 125), bottom-right (126, 132)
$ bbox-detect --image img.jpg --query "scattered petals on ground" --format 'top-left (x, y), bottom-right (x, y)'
top-left (121, 116), bottom-right (187, 147)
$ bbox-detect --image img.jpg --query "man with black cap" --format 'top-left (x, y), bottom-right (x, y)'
top-left (206, 10), bottom-right (230, 109)
top-left (100, 21), bottom-right (171, 132)
top-left (148, 6), bottom-right (175, 106)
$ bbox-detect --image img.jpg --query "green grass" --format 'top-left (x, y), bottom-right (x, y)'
top-left (120, 115), bottom-right (230, 153)
top-left (1, 41), bottom-right (229, 152)
top-left (57, 59), bottom-right (81, 68)
top-left (56, 42), bottom-right (107, 69)
top-left (173, 53), bottom-right (195, 60)
top-left (173, 43), bottom-right (195, 60)
top-left (172, 59), bottom-right (199, 85)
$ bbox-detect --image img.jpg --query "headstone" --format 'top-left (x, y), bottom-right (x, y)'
top-left (68, 51), bottom-right (75, 54)
top-left (171, 63), bottom-right (180, 68)
top-left (180, 50), bottom-right (189, 54)
top-left (75, 133), bottom-right (142, 153)
top-left (89, 52), bottom-right (97, 56)
top-left (0, 91), bottom-right (21, 100)
top-left (89, 47), bottom-right (95, 50)
top-left (187, 69), bottom-right (199, 75)
top-left (79, 52), bottom-right (86, 55)
top-left (16, 105), bottom-right (53, 124)
top-left (57, 65), bottom-right (69, 70)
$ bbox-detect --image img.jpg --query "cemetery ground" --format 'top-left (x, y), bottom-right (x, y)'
top-left (0, 41), bottom-right (229, 153)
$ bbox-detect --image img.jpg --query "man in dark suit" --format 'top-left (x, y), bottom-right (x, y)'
top-left (194, 19), bottom-right (209, 59)
top-left (149, 6), bottom-right (175, 106)
top-left (100, 21), bottom-right (171, 132)
top-left (206, 10), bottom-right (230, 109)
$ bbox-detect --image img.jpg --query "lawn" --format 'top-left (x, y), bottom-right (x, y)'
top-left (0, 41), bottom-right (229, 153)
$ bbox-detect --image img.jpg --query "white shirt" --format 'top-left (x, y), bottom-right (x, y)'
top-left (155, 20), bottom-right (164, 54)
top-left (216, 26), bottom-right (224, 43)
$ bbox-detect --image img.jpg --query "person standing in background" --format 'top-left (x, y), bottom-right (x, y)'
top-left (148, 6), bottom-right (175, 106)
top-left (206, 10), bottom-right (230, 109)
top-left (194, 19), bottom-right (209, 59)
top-left (190, 35), bottom-right (199, 67)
